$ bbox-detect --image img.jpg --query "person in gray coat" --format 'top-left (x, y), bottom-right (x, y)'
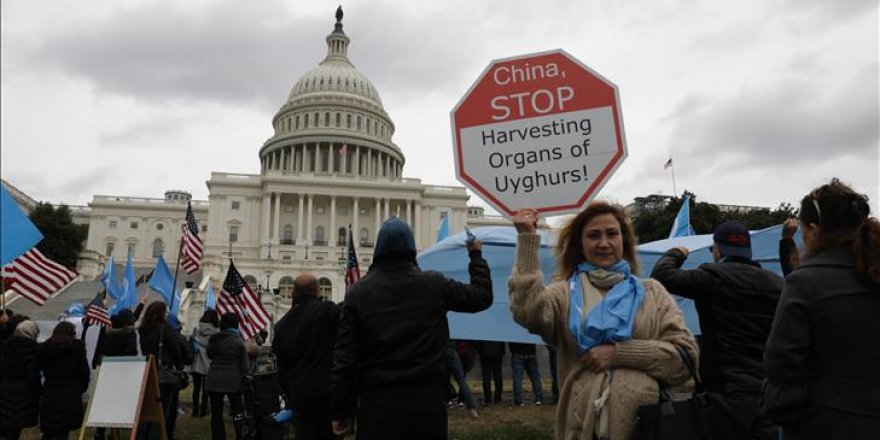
top-left (762, 179), bottom-right (880, 440)
top-left (206, 312), bottom-right (250, 440)
top-left (190, 309), bottom-right (220, 417)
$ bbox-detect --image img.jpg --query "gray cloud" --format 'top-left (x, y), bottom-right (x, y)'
top-left (665, 63), bottom-right (879, 169)
top-left (13, 0), bottom-right (326, 110)
top-left (98, 116), bottom-right (192, 146)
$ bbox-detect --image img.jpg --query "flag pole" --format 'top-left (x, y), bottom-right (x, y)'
top-left (168, 231), bottom-right (185, 315)
top-left (670, 156), bottom-right (678, 197)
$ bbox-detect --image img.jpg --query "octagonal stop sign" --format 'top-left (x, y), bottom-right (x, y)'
top-left (451, 49), bottom-right (627, 217)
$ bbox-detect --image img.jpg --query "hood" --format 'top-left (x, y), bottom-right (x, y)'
top-left (196, 322), bottom-right (220, 337)
top-left (4, 335), bottom-right (38, 354)
top-left (373, 218), bottom-right (417, 265)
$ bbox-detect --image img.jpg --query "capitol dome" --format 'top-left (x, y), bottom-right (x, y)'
top-left (260, 8), bottom-right (404, 180)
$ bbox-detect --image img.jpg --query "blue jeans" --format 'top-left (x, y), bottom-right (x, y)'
top-left (511, 355), bottom-right (543, 405)
top-left (446, 347), bottom-right (476, 409)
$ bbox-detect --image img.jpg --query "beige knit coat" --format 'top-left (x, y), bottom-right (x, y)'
top-left (508, 233), bottom-right (698, 440)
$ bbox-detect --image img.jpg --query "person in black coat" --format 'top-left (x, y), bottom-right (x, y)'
top-left (761, 179), bottom-right (880, 440)
top-left (138, 301), bottom-right (183, 440)
top-left (206, 313), bottom-right (250, 440)
top-left (330, 218), bottom-right (493, 440)
top-left (36, 321), bottom-right (90, 440)
top-left (272, 273), bottom-right (340, 440)
top-left (474, 340), bottom-right (505, 406)
top-left (651, 220), bottom-right (783, 439)
top-left (0, 320), bottom-right (42, 440)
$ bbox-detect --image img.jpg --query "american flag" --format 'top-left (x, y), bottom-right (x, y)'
top-left (338, 143), bottom-right (347, 156)
top-left (344, 225), bottom-right (360, 288)
top-left (85, 292), bottom-right (111, 328)
top-left (216, 261), bottom-right (271, 340)
top-left (181, 202), bottom-right (204, 274)
top-left (0, 248), bottom-right (77, 305)
top-left (664, 158), bottom-right (673, 170)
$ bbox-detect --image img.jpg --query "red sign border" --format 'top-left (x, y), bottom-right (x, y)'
top-left (450, 49), bottom-right (628, 218)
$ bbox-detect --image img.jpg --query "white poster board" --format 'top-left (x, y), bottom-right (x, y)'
top-left (84, 356), bottom-right (148, 428)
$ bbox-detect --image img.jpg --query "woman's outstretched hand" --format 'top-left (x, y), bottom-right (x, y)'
top-left (513, 208), bottom-right (539, 234)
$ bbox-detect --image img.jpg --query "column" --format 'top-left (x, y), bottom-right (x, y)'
top-left (306, 194), bottom-right (314, 244)
top-left (305, 144), bottom-right (312, 172)
top-left (352, 197), bottom-right (360, 245)
top-left (405, 199), bottom-right (411, 225)
top-left (354, 146), bottom-right (360, 175)
top-left (374, 198), bottom-right (381, 242)
top-left (287, 146), bottom-right (294, 173)
top-left (273, 192), bottom-right (281, 244)
top-left (384, 154), bottom-right (390, 178)
top-left (384, 198), bottom-right (390, 221)
top-left (297, 193), bottom-right (304, 243)
top-left (340, 143), bottom-right (347, 174)
top-left (330, 196), bottom-right (337, 246)
top-left (329, 142), bottom-right (336, 173)
top-left (262, 193), bottom-right (271, 245)
top-left (316, 144), bottom-right (324, 173)
top-left (414, 201), bottom-right (422, 249)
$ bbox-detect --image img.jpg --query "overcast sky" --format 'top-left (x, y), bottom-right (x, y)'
top-left (2, 0), bottom-right (878, 220)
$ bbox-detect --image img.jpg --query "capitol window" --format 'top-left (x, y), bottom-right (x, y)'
top-left (359, 227), bottom-right (369, 244)
top-left (109, 220), bottom-right (117, 229)
top-left (325, 113), bottom-right (330, 126)
top-left (346, 114), bottom-right (351, 128)
top-left (156, 223), bottom-right (164, 230)
top-left (295, 115), bottom-right (300, 129)
top-left (304, 114), bottom-right (309, 128)
top-left (335, 113), bottom-right (341, 127)
top-left (231, 201), bottom-right (240, 210)
top-left (357, 116), bottom-right (362, 130)
top-left (152, 239), bottom-right (164, 258)
top-left (229, 225), bottom-right (239, 243)
top-left (127, 242), bottom-right (136, 256)
top-left (130, 221), bottom-right (139, 229)
top-left (105, 242), bottom-right (115, 257)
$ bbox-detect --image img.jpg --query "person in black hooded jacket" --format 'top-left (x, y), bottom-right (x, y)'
top-left (36, 321), bottom-right (91, 440)
top-left (0, 320), bottom-right (42, 440)
top-left (330, 218), bottom-right (493, 440)
top-left (651, 220), bottom-right (783, 440)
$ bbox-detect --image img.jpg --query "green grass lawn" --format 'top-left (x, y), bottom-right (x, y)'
top-left (20, 381), bottom-right (556, 439)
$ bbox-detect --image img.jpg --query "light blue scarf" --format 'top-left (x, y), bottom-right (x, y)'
top-left (568, 260), bottom-right (645, 353)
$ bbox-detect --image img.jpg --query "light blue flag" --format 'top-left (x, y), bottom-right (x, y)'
top-left (436, 214), bottom-right (450, 243)
top-left (101, 255), bottom-right (124, 301)
top-left (148, 255), bottom-right (181, 316)
top-left (669, 194), bottom-right (694, 239)
top-left (204, 283), bottom-right (217, 311)
top-left (0, 184), bottom-right (43, 265)
top-left (117, 252), bottom-right (139, 311)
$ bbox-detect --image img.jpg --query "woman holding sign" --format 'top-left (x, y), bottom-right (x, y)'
top-left (508, 203), bottom-right (696, 440)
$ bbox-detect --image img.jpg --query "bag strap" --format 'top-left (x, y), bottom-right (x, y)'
top-left (158, 324), bottom-right (164, 366)
top-left (673, 344), bottom-right (706, 394)
top-left (135, 326), bottom-right (143, 357)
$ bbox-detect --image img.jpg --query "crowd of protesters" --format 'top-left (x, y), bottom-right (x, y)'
top-left (1, 178), bottom-right (877, 440)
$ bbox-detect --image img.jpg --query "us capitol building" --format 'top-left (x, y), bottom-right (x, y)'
top-left (52, 9), bottom-right (507, 322)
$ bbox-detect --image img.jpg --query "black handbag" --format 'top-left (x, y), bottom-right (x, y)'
top-left (157, 325), bottom-right (190, 390)
top-left (630, 345), bottom-right (746, 440)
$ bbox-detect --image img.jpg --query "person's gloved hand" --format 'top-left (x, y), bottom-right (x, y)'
top-left (272, 409), bottom-right (293, 423)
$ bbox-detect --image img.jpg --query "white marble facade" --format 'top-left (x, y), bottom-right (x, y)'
top-left (82, 14), bottom-right (508, 304)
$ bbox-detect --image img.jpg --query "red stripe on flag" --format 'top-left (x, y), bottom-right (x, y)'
top-left (5, 249), bottom-right (76, 305)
